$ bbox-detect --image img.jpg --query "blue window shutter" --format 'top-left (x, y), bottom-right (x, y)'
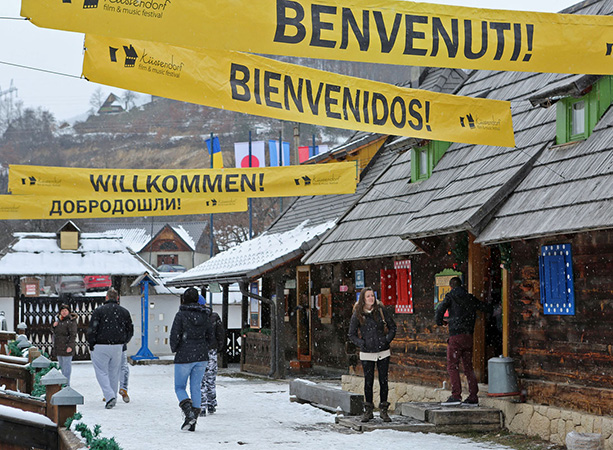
top-left (539, 244), bottom-right (575, 315)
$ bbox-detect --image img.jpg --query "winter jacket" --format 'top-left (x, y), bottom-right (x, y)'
top-left (208, 311), bottom-right (226, 352)
top-left (435, 286), bottom-right (489, 336)
top-left (170, 303), bottom-right (214, 364)
top-left (53, 312), bottom-right (78, 357)
top-left (86, 300), bottom-right (134, 349)
top-left (348, 301), bottom-right (396, 353)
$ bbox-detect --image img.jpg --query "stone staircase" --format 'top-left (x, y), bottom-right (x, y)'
top-left (336, 401), bottom-right (503, 432)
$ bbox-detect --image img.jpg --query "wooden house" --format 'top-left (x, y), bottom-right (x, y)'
top-left (164, 67), bottom-right (467, 375)
top-left (301, 1), bottom-right (613, 446)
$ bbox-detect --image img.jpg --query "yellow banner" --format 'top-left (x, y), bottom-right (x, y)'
top-left (8, 163), bottom-right (358, 197)
top-left (22, 0), bottom-right (613, 74)
top-left (82, 35), bottom-right (514, 147)
top-left (0, 194), bottom-right (247, 220)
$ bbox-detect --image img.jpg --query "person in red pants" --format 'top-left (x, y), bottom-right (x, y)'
top-left (435, 277), bottom-right (489, 406)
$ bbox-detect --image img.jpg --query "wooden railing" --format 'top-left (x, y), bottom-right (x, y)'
top-left (241, 332), bottom-right (271, 375)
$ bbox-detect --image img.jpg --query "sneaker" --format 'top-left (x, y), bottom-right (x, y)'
top-left (119, 388), bottom-right (130, 403)
top-left (105, 398), bottom-right (117, 409)
top-left (207, 406), bottom-right (216, 414)
top-left (441, 396), bottom-right (462, 406)
top-left (462, 397), bottom-right (479, 407)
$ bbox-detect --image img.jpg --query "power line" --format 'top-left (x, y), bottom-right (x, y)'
top-left (0, 60), bottom-right (82, 80)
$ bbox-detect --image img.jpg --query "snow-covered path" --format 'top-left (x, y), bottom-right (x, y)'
top-left (69, 362), bottom-right (509, 450)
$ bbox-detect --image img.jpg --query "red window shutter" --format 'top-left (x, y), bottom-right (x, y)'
top-left (380, 269), bottom-right (397, 306)
top-left (394, 260), bottom-right (413, 314)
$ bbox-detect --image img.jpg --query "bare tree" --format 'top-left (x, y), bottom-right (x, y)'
top-left (122, 90), bottom-right (139, 111)
top-left (89, 87), bottom-right (106, 115)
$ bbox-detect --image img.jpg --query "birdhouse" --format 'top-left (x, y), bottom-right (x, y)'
top-left (57, 221), bottom-right (81, 251)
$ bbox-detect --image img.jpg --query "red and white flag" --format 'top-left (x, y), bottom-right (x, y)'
top-left (234, 141), bottom-right (266, 168)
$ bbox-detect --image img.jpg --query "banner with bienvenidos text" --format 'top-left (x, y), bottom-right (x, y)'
top-left (82, 35), bottom-right (514, 147)
top-left (22, 0), bottom-right (613, 74)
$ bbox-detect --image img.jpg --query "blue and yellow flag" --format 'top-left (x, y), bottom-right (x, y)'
top-left (206, 136), bottom-right (224, 169)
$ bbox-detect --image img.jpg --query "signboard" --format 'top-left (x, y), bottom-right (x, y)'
top-left (9, 163), bottom-right (358, 199)
top-left (434, 269), bottom-right (463, 317)
top-left (355, 270), bottom-right (365, 290)
top-left (23, 0), bottom-right (613, 74)
top-left (80, 34), bottom-right (514, 146)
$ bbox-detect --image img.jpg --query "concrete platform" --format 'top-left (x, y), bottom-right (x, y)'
top-left (290, 379), bottom-right (363, 415)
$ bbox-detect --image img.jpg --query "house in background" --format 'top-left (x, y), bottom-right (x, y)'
top-left (97, 93), bottom-right (124, 115)
top-left (84, 221), bottom-right (209, 271)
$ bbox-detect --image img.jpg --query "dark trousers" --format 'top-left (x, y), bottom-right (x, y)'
top-left (361, 357), bottom-right (390, 404)
top-left (447, 334), bottom-right (479, 400)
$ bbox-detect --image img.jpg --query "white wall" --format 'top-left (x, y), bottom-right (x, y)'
top-left (122, 293), bottom-right (242, 357)
top-left (0, 297), bottom-right (14, 332)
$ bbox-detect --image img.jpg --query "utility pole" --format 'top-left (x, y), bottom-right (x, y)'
top-left (293, 123), bottom-right (300, 165)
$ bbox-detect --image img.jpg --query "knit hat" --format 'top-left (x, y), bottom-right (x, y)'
top-left (59, 304), bottom-right (71, 313)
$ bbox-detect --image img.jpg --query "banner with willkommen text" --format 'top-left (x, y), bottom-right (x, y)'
top-left (22, 0), bottom-right (613, 74)
top-left (8, 162), bottom-right (358, 198)
top-left (82, 35), bottom-right (514, 147)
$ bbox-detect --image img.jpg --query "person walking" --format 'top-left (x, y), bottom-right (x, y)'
top-left (87, 288), bottom-right (133, 410)
top-left (348, 287), bottom-right (396, 423)
top-left (198, 287), bottom-right (226, 416)
top-left (170, 287), bottom-right (213, 431)
top-left (52, 303), bottom-right (78, 385)
top-left (435, 276), bottom-right (489, 407)
top-left (119, 344), bottom-right (130, 403)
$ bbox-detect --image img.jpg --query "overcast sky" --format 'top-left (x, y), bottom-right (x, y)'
top-left (0, 0), bottom-right (581, 122)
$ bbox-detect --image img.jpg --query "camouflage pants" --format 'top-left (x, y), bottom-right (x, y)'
top-left (200, 349), bottom-right (218, 409)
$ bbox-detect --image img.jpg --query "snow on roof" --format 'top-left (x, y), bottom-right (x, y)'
top-left (172, 225), bottom-right (195, 250)
top-left (99, 228), bottom-right (151, 253)
top-left (0, 232), bottom-right (154, 276)
top-left (169, 220), bottom-right (335, 284)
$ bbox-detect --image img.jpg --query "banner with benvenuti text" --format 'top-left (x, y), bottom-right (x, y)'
top-left (82, 35), bottom-right (514, 147)
top-left (0, 194), bottom-right (247, 220)
top-left (8, 162), bottom-right (358, 198)
top-left (22, 0), bottom-right (613, 74)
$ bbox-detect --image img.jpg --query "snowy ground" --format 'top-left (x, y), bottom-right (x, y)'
top-left (69, 362), bottom-right (511, 450)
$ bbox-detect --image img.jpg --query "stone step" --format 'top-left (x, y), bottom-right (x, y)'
top-left (335, 414), bottom-right (503, 433)
top-left (400, 402), bottom-right (503, 426)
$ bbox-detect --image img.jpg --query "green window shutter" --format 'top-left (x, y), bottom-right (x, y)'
top-left (433, 141), bottom-right (451, 166)
top-left (411, 141), bottom-right (452, 183)
top-left (556, 100), bottom-right (569, 145)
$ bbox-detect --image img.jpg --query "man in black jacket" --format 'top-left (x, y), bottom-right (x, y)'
top-left (435, 277), bottom-right (487, 406)
top-left (87, 288), bottom-right (134, 409)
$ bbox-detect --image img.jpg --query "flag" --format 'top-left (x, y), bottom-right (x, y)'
top-left (299, 145), bottom-right (329, 163)
top-left (206, 136), bottom-right (224, 169)
top-left (234, 141), bottom-right (266, 168)
top-left (268, 140), bottom-right (291, 167)
top-left (298, 146), bottom-right (310, 164)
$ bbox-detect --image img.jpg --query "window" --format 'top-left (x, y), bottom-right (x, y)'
top-left (571, 100), bottom-right (585, 137)
top-left (539, 244), bottom-right (575, 315)
top-left (556, 76), bottom-right (613, 145)
top-left (411, 141), bottom-right (452, 183)
top-left (380, 260), bottom-right (413, 314)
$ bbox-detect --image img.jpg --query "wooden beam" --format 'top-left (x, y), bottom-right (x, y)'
top-left (468, 234), bottom-right (487, 382)
top-left (502, 268), bottom-right (511, 357)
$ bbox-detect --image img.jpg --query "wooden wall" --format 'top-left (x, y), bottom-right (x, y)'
top-left (509, 230), bottom-right (613, 415)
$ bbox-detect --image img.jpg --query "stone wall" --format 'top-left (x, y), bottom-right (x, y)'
top-left (342, 375), bottom-right (613, 450)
